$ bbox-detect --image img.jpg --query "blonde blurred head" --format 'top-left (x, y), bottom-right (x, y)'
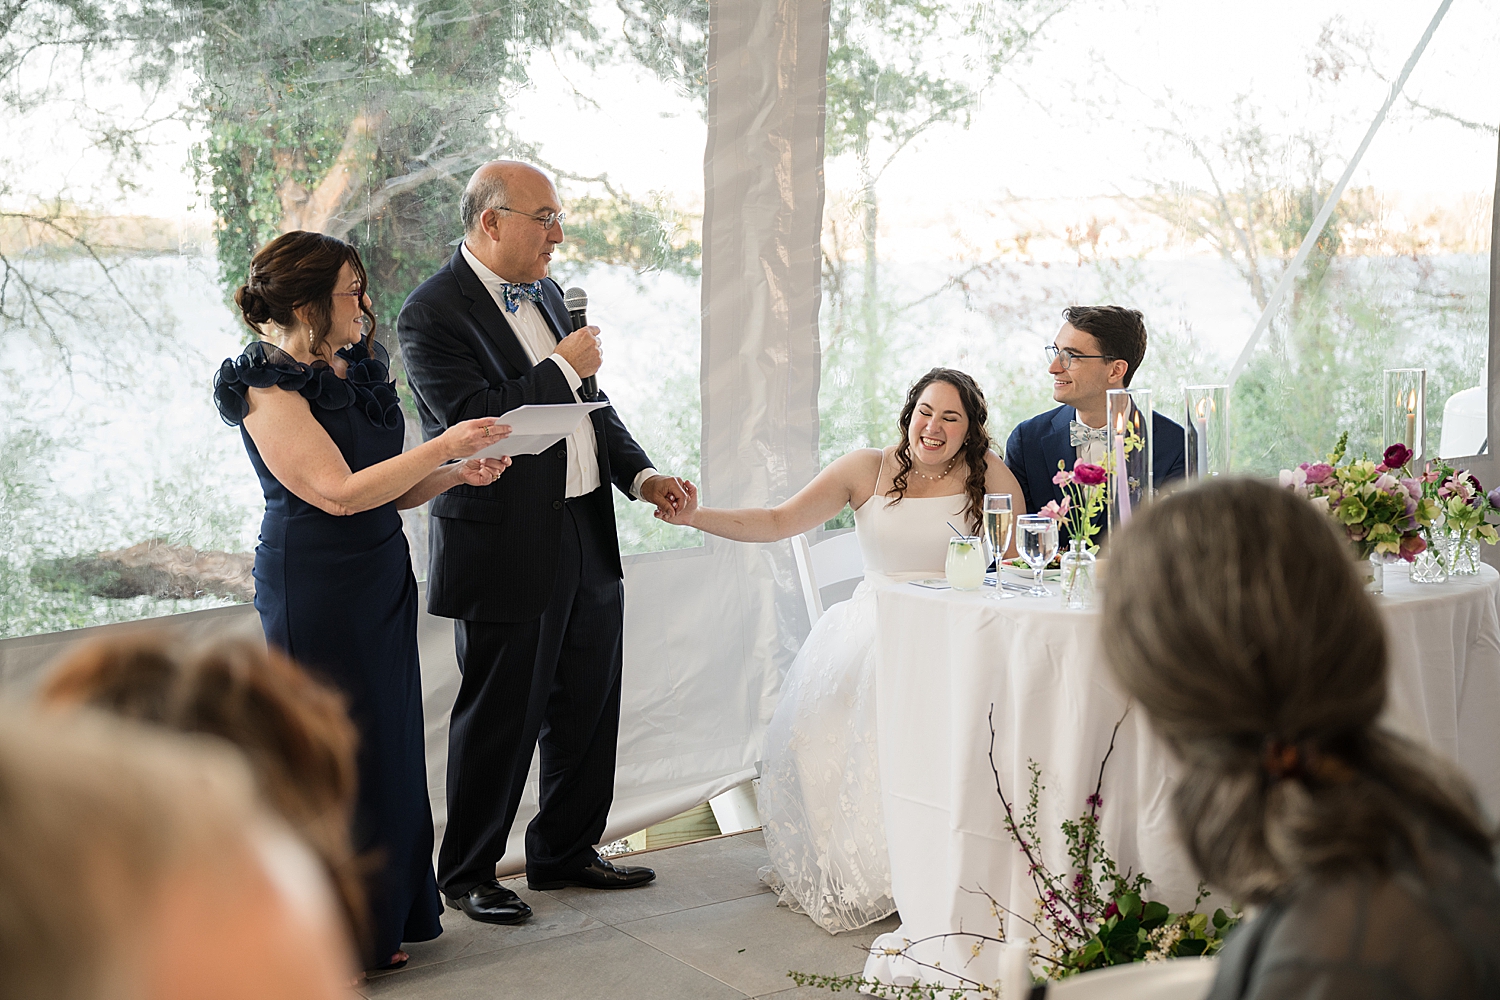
top-left (0, 706), bottom-right (354, 1000)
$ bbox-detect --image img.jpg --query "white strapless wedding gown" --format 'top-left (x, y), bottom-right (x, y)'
top-left (759, 490), bottom-right (969, 933)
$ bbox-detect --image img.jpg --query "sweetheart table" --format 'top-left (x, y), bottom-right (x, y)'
top-left (862, 564), bottom-right (1500, 990)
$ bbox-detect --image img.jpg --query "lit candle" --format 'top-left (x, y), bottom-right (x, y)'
top-left (1195, 396), bottom-right (1211, 479)
top-left (1114, 410), bottom-right (1132, 523)
top-left (1405, 388), bottom-right (1418, 455)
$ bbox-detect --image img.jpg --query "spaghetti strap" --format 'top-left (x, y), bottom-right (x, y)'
top-left (872, 448), bottom-right (886, 497)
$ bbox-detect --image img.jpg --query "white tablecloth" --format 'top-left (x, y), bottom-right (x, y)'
top-left (863, 563), bottom-right (1500, 990)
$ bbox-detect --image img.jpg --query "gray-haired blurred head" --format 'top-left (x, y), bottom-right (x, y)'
top-left (1102, 477), bottom-right (1492, 901)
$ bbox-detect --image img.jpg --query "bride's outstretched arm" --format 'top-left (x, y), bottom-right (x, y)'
top-left (655, 449), bottom-right (880, 542)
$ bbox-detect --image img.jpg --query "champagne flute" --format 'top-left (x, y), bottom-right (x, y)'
top-left (1017, 515), bottom-right (1059, 597)
top-left (982, 493), bottom-right (1015, 600)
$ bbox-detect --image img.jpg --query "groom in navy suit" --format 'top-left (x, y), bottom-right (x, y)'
top-left (1005, 305), bottom-right (1185, 540)
top-left (398, 161), bottom-right (691, 926)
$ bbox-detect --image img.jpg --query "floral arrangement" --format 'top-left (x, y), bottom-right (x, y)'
top-left (1280, 435), bottom-right (1433, 562)
top-left (788, 711), bottom-right (1239, 998)
top-left (1040, 461), bottom-right (1108, 551)
top-left (1420, 459), bottom-right (1500, 552)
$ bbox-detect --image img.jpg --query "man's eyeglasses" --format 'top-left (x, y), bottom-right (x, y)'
top-left (492, 206), bottom-right (567, 230)
top-left (1045, 345), bottom-right (1115, 370)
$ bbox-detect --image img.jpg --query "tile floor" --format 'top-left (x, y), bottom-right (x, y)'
top-left (361, 831), bottom-right (897, 1000)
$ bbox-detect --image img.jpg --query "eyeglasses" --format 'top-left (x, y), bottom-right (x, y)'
top-left (491, 206), bottom-right (567, 230)
top-left (332, 288), bottom-right (365, 299)
top-left (1045, 345), bottom-right (1115, 370)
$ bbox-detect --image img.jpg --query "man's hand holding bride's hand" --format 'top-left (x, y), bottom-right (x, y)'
top-left (650, 478), bottom-right (699, 525)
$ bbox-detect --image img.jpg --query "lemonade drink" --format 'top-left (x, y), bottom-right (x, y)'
top-left (946, 536), bottom-right (986, 591)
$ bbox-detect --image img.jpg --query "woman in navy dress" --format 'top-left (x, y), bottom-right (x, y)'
top-left (213, 231), bottom-right (511, 973)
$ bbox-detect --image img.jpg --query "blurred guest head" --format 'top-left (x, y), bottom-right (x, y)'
top-left (461, 159), bottom-right (565, 284)
top-left (0, 706), bottom-right (353, 1000)
top-left (1103, 477), bottom-right (1493, 903)
top-left (40, 636), bottom-right (366, 950)
top-left (235, 230), bottom-right (375, 358)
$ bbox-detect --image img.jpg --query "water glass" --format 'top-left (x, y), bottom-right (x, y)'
top-left (1017, 515), bottom-right (1059, 597)
top-left (982, 493), bottom-right (1015, 600)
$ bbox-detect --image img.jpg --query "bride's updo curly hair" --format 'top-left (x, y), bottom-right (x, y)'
top-left (889, 368), bottom-right (992, 532)
top-left (234, 231), bottom-right (375, 355)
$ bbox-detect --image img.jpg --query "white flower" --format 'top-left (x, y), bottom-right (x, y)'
top-left (1308, 495), bottom-right (1331, 513)
top-left (1279, 468), bottom-right (1307, 489)
top-left (1373, 472), bottom-right (1399, 492)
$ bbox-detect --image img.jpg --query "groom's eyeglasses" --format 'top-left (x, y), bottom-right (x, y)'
top-left (1045, 345), bottom-right (1115, 370)
top-left (492, 206), bottom-right (567, 230)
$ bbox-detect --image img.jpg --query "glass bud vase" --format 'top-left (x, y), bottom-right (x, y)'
top-left (1061, 539), bottom-right (1097, 610)
top-left (1364, 552), bottom-right (1385, 596)
top-left (1411, 542), bottom-right (1447, 585)
top-left (1450, 532), bottom-right (1482, 577)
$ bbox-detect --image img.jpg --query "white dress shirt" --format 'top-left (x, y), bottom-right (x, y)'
top-left (462, 243), bottom-right (657, 499)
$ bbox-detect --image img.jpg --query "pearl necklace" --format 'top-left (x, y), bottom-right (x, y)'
top-left (910, 456), bottom-right (958, 482)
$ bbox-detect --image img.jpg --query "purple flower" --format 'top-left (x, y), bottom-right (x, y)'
top-left (1488, 487), bottom-right (1500, 510)
top-left (1383, 443), bottom-right (1414, 469)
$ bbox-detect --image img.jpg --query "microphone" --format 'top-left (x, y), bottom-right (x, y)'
top-left (562, 286), bottom-right (596, 401)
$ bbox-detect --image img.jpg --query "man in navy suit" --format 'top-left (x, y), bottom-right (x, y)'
top-left (1004, 305), bottom-right (1185, 540)
top-left (397, 161), bottom-right (690, 925)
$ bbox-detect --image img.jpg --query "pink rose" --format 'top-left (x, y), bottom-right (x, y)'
top-left (1304, 463), bottom-right (1334, 484)
top-left (1072, 463), bottom-right (1108, 486)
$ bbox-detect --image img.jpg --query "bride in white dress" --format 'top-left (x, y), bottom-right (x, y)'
top-left (660, 368), bottom-right (1024, 933)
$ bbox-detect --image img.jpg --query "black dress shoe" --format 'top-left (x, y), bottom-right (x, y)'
top-left (445, 880), bottom-right (533, 924)
top-left (528, 856), bottom-right (656, 891)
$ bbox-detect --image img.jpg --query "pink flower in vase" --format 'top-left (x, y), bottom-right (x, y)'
top-left (1399, 534), bottom-right (1427, 562)
top-left (1304, 463), bottom-right (1334, 484)
top-left (1039, 498), bottom-right (1070, 521)
top-left (1052, 468), bottom-right (1074, 486)
top-left (1072, 463), bottom-right (1108, 486)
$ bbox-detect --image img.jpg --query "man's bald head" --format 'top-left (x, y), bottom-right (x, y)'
top-left (461, 160), bottom-right (547, 235)
top-left (461, 160), bottom-right (564, 284)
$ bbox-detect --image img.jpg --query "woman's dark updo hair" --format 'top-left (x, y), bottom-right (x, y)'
top-left (234, 231), bottom-right (376, 355)
top-left (889, 368), bottom-right (992, 532)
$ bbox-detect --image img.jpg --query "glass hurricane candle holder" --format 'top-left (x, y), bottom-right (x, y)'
top-left (1107, 388), bottom-right (1154, 532)
top-left (1384, 369), bottom-right (1426, 462)
top-left (1184, 385), bottom-right (1229, 480)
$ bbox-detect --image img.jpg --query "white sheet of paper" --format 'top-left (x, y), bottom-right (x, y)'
top-left (469, 402), bottom-right (611, 458)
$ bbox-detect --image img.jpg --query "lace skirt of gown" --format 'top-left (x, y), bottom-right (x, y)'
top-left (758, 579), bottom-right (894, 933)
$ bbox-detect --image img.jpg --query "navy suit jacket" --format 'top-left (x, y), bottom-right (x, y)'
top-left (396, 249), bottom-right (653, 623)
top-left (1004, 403), bottom-right (1186, 536)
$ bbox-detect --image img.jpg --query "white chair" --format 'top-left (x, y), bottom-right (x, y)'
top-left (789, 529), bottom-right (865, 624)
top-left (1439, 384), bottom-right (1487, 458)
top-left (1034, 956), bottom-right (1219, 1000)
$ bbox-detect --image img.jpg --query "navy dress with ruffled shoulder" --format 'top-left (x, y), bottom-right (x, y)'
top-left (215, 339), bottom-right (442, 965)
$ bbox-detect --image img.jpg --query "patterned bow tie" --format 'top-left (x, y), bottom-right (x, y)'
top-left (1070, 420), bottom-right (1109, 448)
top-left (498, 281), bottom-right (544, 314)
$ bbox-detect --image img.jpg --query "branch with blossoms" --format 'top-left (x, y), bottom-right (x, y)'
top-left (1040, 462), bottom-right (1108, 551)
